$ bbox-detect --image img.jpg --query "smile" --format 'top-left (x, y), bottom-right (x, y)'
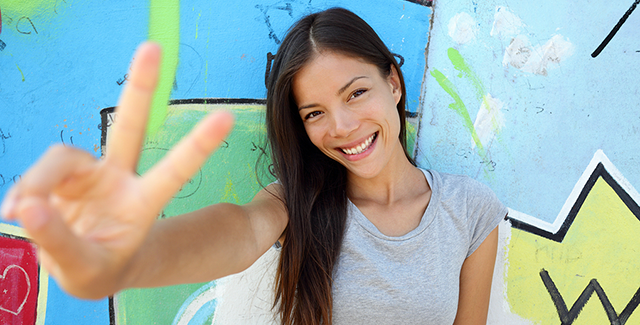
top-left (341, 132), bottom-right (377, 155)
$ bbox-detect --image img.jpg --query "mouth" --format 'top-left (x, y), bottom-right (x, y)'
top-left (340, 132), bottom-right (378, 155)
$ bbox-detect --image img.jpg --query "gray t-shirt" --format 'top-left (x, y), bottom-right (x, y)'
top-left (332, 169), bottom-right (507, 324)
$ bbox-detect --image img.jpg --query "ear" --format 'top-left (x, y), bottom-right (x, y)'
top-left (388, 65), bottom-right (402, 105)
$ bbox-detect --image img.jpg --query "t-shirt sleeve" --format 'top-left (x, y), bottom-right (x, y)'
top-left (465, 179), bottom-right (508, 258)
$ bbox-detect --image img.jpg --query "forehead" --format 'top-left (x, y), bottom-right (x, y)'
top-left (292, 52), bottom-right (380, 101)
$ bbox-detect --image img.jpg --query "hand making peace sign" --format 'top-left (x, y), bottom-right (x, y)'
top-left (0, 43), bottom-right (234, 299)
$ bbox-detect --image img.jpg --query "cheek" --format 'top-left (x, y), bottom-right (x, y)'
top-left (303, 125), bottom-right (324, 148)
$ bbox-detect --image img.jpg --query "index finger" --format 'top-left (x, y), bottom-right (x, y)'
top-left (106, 42), bottom-right (162, 170)
top-left (141, 110), bottom-right (234, 211)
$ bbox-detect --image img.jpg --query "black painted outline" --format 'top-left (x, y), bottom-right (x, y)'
top-left (592, 0), bottom-right (640, 58)
top-left (108, 296), bottom-right (116, 325)
top-left (506, 162), bottom-right (640, 242)
top-left (99, 98), bottom-right (267, 155)
top-left (541, 269), bottom-right (640, 324)
top-left (403, 0), bottom-right (432, 7)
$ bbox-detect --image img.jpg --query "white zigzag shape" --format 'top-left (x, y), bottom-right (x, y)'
top-left (507, 149), bottom-right (640, 234)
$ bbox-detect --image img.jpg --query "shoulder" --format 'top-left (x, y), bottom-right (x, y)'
top-left (427, 170), bottom-right (495, 201)
top-left (424, 169), bottom-right (505, 223)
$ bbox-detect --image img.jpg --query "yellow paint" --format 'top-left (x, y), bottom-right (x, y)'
top-left (222, 176), bottom-right (240, 204)
top-left (0, 223), bottom-right (49, 325)
top-left (506, 177), bottom-right (640, 324)
top-left (195, 11), bottom-right (201, 40)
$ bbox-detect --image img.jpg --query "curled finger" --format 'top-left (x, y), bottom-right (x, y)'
top-left (2, 145), bottom-right (97, 219)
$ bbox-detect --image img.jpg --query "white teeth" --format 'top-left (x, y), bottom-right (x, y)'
top-left (341, 133), bottom-right (376, 155)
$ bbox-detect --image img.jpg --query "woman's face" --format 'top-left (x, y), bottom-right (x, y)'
top-left (292, 51), bottom-right (404, 179)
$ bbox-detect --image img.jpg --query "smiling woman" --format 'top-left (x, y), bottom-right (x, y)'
top-left (293, 52), bottom-right (404, 179)
top-left (1, 7), bottom-right (506, 325)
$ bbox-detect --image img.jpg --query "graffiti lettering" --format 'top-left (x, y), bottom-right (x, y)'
top-left (592, 0), bottom-right (640, 57)
top-left (16, 17), bottom-right (38, 35)
top-left (480, 158), bottom-right (496, 172)
top-left (0, 40), bottom-right (5, 51)
top-left (139, 147), bottom-right (203, 199)
top-left (540, 269), bottom-right (640, 324)
top-left (0, 174), bottom-right (22, 189)
top-left (60, 130), bottom-right (74, 146)
top-left (116, 74), bottom-right (129, 86)
top-left (392, 53), bottom-right (405, 67)
top-left (54, 0), bottom-right (68, 15)
top-left (250, 141), bottom-right (267, 156)
top-left (255, 3), bottom-right (291, 45)
top-left (0, 128), bottom-right (11, 156)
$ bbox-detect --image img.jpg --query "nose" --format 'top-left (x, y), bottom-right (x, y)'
top-left (330, 106), bottom-right (359, 138)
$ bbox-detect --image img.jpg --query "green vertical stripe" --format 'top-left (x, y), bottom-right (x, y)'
top-left (430, 68), bottom-right (484, 153)
top-left (147, 0), bottom-right (180, 135)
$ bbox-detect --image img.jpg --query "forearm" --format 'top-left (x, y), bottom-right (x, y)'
top-left (117, 203), bottom-right (263, 291)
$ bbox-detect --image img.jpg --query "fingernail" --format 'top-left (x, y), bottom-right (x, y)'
top-left (1, 195), bottom-right (17, 220)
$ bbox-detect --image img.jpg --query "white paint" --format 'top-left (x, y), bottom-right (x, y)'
top-left (502, 35), bottom-right (531, 69)
top-left (0, 265), bottom-right (30, 316)
top-left (211, 246), bottom-right (280, 324)
top-left (473, 94), bottom-right (505, 148)
top-left (487, 221), bottom-right (534, 325)
top-left (508, 150), bottom-right (640, 234)
top-left (448, 12), bottom-right (477, 45)
top-left (174, 282), bottom-right (219, 325)
top-left (490, 6), bottom-right (525, 39)
top-left (503, 34), bottom-right (574, 76)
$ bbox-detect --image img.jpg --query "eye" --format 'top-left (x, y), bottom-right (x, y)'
top-left (349, 89), bottom-right (367, 101)
top-left (304, 111), bottom-right (323, 120)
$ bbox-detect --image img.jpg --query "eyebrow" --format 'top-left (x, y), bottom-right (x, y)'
top-left (298, 76), bottom-right (368, 111)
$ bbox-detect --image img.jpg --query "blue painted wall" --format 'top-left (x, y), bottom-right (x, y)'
top-left (0, 1), bottom-right (431, 323)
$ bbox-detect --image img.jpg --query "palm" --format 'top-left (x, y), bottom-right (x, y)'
top-left (1, 43), bottom-right (234, 298)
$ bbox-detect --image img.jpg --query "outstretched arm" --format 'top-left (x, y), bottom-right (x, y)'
top-left (1, 43), bottom-right (286, 299)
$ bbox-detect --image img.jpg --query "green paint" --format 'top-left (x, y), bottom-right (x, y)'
top-left (447, 48), bottom-right (494, 118)
top-left (447, 48), bottom-right (486, 102)
top-left (406, 122), bottom-right (417, 158)
top-left (115, 103), bottom-right (274, 324)
top-left (147, 0), bottom-right (180, 136)
top-left (16, 64), bottom-right (25, 82)
top-left (2, 0), bottom-right (57, 17)
top-left (430, 69), bottom-right (484, 152)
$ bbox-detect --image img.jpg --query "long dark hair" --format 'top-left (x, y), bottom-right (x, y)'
top-left (265, 8), bottom-right (411, 325)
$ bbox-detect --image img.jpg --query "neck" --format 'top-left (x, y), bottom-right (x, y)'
top-left (346, 144), bottom-right (425, 206)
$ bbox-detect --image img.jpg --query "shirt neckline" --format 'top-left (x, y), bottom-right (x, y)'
top-left (347, 168), bottom-right (440, 241)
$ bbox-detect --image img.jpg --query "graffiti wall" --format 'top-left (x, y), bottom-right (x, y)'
top-left (417, 1), bottom-right (640, 324)
top-left (4, 0), bottom-right (637, 323)
top-left (0, 0), bottom-right (431, 324)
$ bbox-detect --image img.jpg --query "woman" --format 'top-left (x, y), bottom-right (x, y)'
top-left (1, 8), bottom-right (506, 325)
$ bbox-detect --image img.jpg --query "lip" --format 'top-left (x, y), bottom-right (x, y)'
top-left (337, 132), bottom-right (378, 161)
